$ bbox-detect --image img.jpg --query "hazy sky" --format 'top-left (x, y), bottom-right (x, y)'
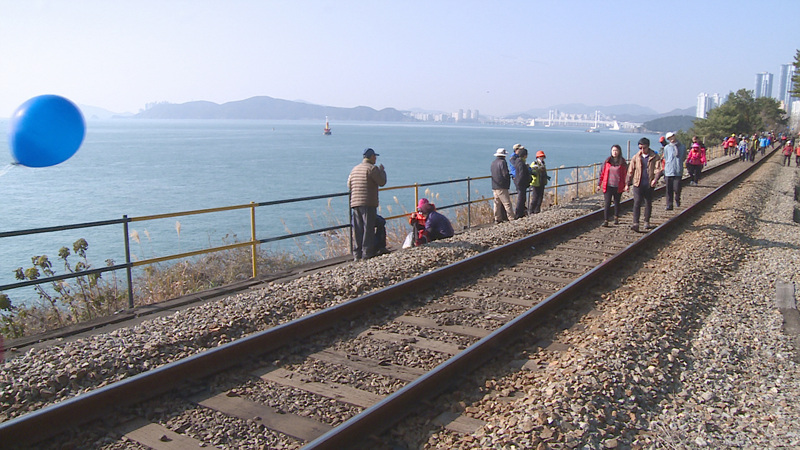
top-left (2, 0), bottom-right (799, 118)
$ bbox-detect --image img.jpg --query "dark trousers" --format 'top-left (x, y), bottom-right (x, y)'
top-left (515, 186), bottom-right (528, 218)
top-left (375, 215), bottom-right (387, 251)
top-left (665, 176), bottom-right (681, 208)
top-left (603, 189), bottom-right (622, 221)
top-left (784, 155), bottom-right (792, 166)
top-left (351, 206), bottom-right (377, 260)
top-left (686, 164), bottom-right (702, 184)
top-left (529, 185), bottom-right (545, 213)
top-left (632, 185), bottom-right (653, 225)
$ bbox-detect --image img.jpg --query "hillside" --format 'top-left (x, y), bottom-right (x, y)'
top-left (133, 96), bottom-right (410, 121)
top-left (641, 115), bottom-right (698, 133)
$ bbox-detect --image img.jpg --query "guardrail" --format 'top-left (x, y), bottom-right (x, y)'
top-left (0, 143), bottom-right (727, 314)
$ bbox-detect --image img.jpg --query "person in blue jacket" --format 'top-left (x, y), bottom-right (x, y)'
top-left (662, 132), bottom-right (686, 210)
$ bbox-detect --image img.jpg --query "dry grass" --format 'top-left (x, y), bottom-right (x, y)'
top-left (2, 151), bottom-right (726, 339)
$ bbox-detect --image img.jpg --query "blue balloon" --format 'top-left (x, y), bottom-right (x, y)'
top-left (8, 95), bottom-right (86, 167)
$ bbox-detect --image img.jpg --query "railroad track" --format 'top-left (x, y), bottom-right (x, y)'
top-left (1, 151), bottom-right (771, 449)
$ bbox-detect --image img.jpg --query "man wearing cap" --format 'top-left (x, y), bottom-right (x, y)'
top-left (513, 147), bottom-right (532, 218)
top-left (662, 132), bottom-right (686, 210)
top-left (347, 148), bottom-right (387, 260)
top-left (490, 148), bottom-right (515, 223)
top-left (626, 138), bottom-right (662, 232)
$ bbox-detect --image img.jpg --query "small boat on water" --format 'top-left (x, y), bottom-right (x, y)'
top-left (586, 110), bottom-right (600, 132)
top-left (323, 116), bottom-right (332, 135)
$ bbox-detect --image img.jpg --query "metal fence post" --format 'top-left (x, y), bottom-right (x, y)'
top-left (554, 168), bottom-right (559, 205)
top-left (122, 215), bottom-right (134, 309)
top-left (575, 166), bottom-right (579, 198)
top-left (466, 177), bottom-right (472, 229)
top-left (250, 202), bottom-right (257, 278)
top-left (348, 192), bottom-right (353, 258)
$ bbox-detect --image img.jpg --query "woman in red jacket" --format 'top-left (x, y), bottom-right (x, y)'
top-left (686, 142), bottom-right (707, 185)
top-left (598, 144), bottom-right (628, 226)
top-left (783, 141), bottom-right (793, 166)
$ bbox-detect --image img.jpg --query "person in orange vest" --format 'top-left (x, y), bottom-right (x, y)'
top-left (795, 142), bottom-right (800, 167)
top-left (725, 134), bottom-right (737, 156)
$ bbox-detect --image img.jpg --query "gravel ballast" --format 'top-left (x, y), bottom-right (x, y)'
top-left (414, 154), bottom-right (800, 449)
top-left (3, 154), bottom-right (799, 449)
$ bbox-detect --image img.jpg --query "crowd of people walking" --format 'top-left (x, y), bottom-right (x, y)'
top-left (348, 129), bottom-right (794, 260)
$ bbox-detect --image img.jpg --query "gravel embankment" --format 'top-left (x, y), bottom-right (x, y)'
top-left (417, 153), bottom-right (800, 449)
top-left (5, 154), bottom-right (798, 450)
top-left (0, 191), bottom-right (601, 421)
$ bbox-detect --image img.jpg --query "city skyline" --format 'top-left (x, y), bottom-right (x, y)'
top-left (2, 1), bottom-right (799, 119)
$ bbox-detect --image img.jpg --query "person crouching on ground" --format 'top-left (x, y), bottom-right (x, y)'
top-left (417, 198), bottom-right (454, 241)
top-left (626, 138), bottom-right (662, 232)
top-left (598, 144), bottom-right (627, 226)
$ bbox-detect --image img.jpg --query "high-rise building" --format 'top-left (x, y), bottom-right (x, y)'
top-left (755, 72), bottom-right (773, 98)
top-left (777, 64), bottom-right (793, 102)
top-left (696, 92), bottom-right (720, 118)
top-left (777, 64), bottom-right (795, 113)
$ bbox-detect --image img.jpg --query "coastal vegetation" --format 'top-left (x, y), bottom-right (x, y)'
top-left (0, 151), bottom-right (722, 341)
top-left (691, 89), bottom-right (787, 143)
top-left (0, 200), bottom-right (494, 340)
top-left (641, 116), bottom-right (696, 134)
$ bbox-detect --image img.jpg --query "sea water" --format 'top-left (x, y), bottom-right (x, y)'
top-left (0, 119), bottom-right (659, 291)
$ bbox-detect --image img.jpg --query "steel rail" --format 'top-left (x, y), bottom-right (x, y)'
top-left (302, 152), bottom-right (772, 449)
top-left (0, 152), bottom-right (764, 446)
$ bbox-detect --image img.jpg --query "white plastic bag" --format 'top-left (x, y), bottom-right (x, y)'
top-left (402, 232), bottom-right (414, 249)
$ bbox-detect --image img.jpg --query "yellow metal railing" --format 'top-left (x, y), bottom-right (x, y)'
top-left (2, 145), bottom-right (727, 309)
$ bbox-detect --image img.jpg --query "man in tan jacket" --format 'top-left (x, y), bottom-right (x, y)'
top-left (626, 137), bottom-right (662, 232)
top-left (347, 148), bottom-right (387, 260)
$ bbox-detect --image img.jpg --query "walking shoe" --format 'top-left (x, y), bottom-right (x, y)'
top-left (630, 223), bottom-right (640, 232)
top-left (614, 217), bottom-right (620, 225)
top-left (602, 221), bottom-right (609, 227)
top-left (645, 222), bottom-right (653, 229)
top-left (665, 205), bottom-right (673, 211)
top-left (676, 200), bottom-right (680, 207)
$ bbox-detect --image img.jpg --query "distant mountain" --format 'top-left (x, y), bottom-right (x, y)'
top-left (78, 104), bottom-right (134, 120)
top-left (132, 96), bottom-right (410, 121)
